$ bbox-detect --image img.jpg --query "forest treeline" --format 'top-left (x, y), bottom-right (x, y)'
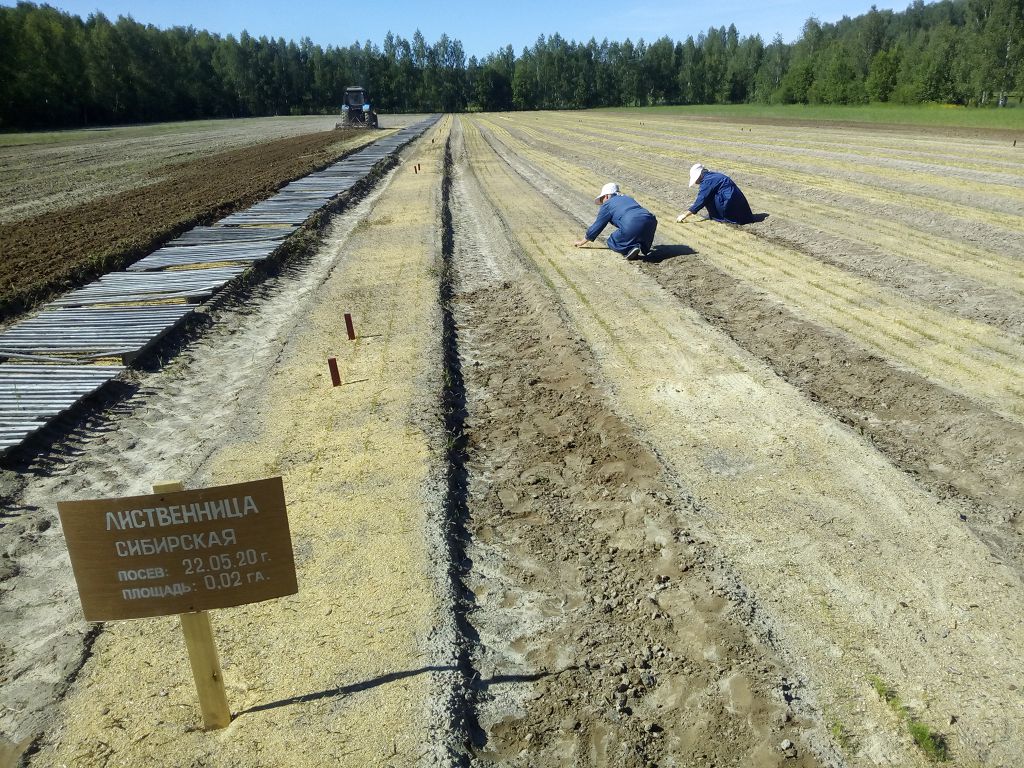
top-left (0, 0), bottom-right (1021, 129)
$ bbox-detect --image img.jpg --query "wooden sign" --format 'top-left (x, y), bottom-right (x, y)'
top-left (57, 477), bottom-right (297, 622)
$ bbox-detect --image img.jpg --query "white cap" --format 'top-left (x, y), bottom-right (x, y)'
top-left (595, 182), bottom-right (619, 204)
top-left (688, 163), bottom-right (704, 187)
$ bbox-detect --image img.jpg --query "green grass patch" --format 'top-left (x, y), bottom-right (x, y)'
top-left (828, 718), bottom-right (856, 752)
top-left (869, 674), bottom-right (899, 703)
top-left (908, 719), bottom-right (951, 762)
top-left (603, 102), bottom-right (1024, 131)
top-left (867, 675), bottom-right (949, 762)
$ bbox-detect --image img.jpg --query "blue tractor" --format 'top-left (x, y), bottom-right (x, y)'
top-left (337, 86), bottom-right (379, 129)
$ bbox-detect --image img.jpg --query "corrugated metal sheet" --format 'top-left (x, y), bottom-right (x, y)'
top-left (0, 305), bottom-right (195, 361)
top-left (129, 241), bottom-right (281, 271)
top-left (0, 364), bottom-right (125, 453)
top-left (169, 226), bottom-right (291, 246)
top-left (52, 266), bottom-right (246, 306)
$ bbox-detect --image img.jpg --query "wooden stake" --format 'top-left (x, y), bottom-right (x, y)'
top-left (179, 611), bottom-right (231, 729)
top-left (328, 357), bottom-right (341, 386)
top-left (153, 481), bottom-right (231, 730)
top-left (344, 313), bottom-right (356, 340)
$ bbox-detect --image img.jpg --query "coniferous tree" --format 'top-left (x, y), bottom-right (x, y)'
top-left (1, 0), bottom-right (1021, 131)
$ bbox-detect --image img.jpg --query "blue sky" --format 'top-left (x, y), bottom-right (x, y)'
top-left (6, 0), bottom-right (902, 56)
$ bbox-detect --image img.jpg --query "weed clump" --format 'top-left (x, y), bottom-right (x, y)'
top-left (868, 675), bottom-right (949, 762)
top-left (908, 720), bottom-right (950, 762)
top-left (828, 718), bottom-right (856, 752)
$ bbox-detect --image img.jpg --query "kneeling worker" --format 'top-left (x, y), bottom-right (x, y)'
top-left (574, 183), bottom-right (657, 260)
top-left (676, 163), bottom-right (754, 225)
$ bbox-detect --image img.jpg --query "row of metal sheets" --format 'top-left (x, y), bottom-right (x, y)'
top-left (0, 364), bottom-right (125, 451)
top-left (211, 119), bottom-right (437, 228)
top-left (215, 176), bottom-right (359, 226)
top-left (168, 225), bottom-right (292, 246)
top-left (129, 240), bottom-right (283, 271)
top-left (52, 266), bottom-right (247, 306)
top-left (0, 305), bottom-right (196, 359)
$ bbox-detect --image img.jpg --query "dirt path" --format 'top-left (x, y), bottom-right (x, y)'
top-left (459, 114), bottom-right (1024, 767)
top-left (3, 118), bottom-right (457, 767)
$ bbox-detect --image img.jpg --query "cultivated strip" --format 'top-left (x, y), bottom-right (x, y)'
top-left (477, 115), bottom-right (1024, 426)
top-left (462, 115), bottom-right (1024, 767)
top-left (449, 117), bottom-right (830, 768)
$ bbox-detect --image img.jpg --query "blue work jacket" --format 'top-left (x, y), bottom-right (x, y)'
top-left (689, 171), bottom-right (754, 224)
top-left (586, 194), bottom-right (656, 242)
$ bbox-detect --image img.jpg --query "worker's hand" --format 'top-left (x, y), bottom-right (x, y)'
top-left (676, 213), bottom-right (688, 223)
top-left (573, 239), bottom-right (589, 248)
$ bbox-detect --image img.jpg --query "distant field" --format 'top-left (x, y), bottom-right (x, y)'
top-left (0, 117), bottom-right (326, 148)
top-left (0, 113), bottom-right (420, 148)
top-left (0, 115), bottom-right (419, 224)
top-left (0, 116), bottom-right (425, 321)
top-left (610, 102), bottom-right (1024, 131)
top-left (0, 117), bottom-right (338, 224)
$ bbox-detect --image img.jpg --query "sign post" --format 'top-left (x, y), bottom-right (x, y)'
top-left (57, 476), bottom-right (298, 730)
top-left (153, 481), bottom-right (231, 730)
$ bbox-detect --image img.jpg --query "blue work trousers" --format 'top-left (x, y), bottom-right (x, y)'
top-left (607, 216), bottom-right (658, 254)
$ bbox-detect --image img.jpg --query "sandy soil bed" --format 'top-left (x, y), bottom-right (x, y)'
top-left (1, 108), bottom-right (1022, 768)
top-left (475, 113), bottom-right (1024, 569)
top-left (455, 112), bottom-right (1023, 766)
top-left (447, 119), bottom-right (828, 767)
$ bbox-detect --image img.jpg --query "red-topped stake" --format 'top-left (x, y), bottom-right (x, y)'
top-left (344, 313), bottom-right (356, 340)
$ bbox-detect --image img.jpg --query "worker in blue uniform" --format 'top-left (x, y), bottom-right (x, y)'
top-left (574, 182), bottom-right (658, 260)
top-left (677, 163), bottom-right (754, 225)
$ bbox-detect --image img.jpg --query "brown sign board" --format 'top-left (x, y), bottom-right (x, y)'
top-left (57, 477), bottom-right (298, 621)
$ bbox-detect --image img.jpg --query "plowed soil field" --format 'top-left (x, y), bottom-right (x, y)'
top-left (1, 110), bottom-right (1023, 768)
top-left (0, 116), bottom-right (422, 322)
top-left (0, 116), bottom-right (352, 224)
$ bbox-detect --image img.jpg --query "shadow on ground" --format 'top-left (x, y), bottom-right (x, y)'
top-left (236, 665), bottom-right (577, 717)
top-left (642, 244), bottom-right (696, 263)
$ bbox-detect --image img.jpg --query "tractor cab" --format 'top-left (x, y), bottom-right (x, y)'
top-left (338, 86), bottom-right (378, 129)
